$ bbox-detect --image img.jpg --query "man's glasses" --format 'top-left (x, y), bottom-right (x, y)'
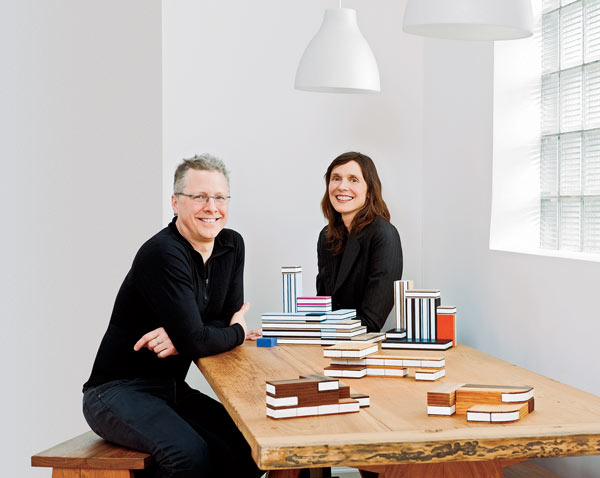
top-left (175, 193), bottom-right (231, 205)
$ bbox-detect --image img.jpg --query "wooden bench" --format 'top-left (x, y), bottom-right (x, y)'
top-left (31, 431), bottom-right (152, 478)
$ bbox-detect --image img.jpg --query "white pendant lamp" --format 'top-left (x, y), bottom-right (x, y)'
top-left (403, 0), bottom-right (534, 41)
top-left (294, 7), bottom-right (380, 94)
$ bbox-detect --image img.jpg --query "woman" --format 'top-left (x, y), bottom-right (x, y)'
top-left (317, 152), bottom-right (403, 332)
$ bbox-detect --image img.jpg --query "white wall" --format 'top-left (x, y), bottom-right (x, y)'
top-left (1, 1), bottom-right (162, 476)
top-left (162, 0), bottom-right (424, 392)
top-left (6, 1), bottom-right (599, 477)
top-left (421, 38), bottom-right (600, 477)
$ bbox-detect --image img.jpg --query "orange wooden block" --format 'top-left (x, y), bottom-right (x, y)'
top-left (437, 313), bottom-right (455, 347)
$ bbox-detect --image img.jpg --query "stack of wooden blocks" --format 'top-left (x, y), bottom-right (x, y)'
top-left (427, 383), bottom-right (535, 423)
top-left (261, 309), bottom-right (371, 345)
top-left (322, 343), bottom-right (446, 381)
top-left (383, 279), bottom-right (456, 351)
top-left (260, 267), bottom-right (387, 345)
top-left (266, 374), bottom-right (369, 419)
top-left (296, 296), bottom-right (332, 312)
top-left (281, 265), bottom-right (302, 313)
top-left (257, 266), bottom-right (385, 347)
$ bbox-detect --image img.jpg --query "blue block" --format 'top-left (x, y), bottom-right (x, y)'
top-left (257, 337), bottom-right (277, 347)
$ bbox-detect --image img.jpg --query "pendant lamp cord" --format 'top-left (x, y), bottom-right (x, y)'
top-left (339, 0), bottom-right (342, 8)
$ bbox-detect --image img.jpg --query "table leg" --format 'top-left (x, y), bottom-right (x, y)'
top-left (309, 468), bottom-right (332, 477)
top-left (359, 460), bottom-right (504, 478)
top-left (359, 471), bottom-right (379, 478)
top-left (266, 470), bottom-right (301, 478)
top-left (267, 459), bottom-right (523, 478)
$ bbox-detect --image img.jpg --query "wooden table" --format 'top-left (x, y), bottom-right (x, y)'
top-left (196, 344), bottom-right (600, 477)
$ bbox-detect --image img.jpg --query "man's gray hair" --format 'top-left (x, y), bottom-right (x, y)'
top-left (173, 154), bottom-right (230, 193)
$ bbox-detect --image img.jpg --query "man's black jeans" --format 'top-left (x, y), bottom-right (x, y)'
top-left (83, 378), bottom-right (262, 478)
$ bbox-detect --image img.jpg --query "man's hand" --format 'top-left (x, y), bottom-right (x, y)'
top-left (134, 327), bottom-right (179, 358)
top-left (230, 302), bottom-right (250, 337)
top-left (245, 327), bottom-right (262, 341)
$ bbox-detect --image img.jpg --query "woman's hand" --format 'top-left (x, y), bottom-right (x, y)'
top-left (134, 327), bottom-right (179, 358)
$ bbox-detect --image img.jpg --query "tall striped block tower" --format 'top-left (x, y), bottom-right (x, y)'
top-left (281, 266), bottom-right (302, 313)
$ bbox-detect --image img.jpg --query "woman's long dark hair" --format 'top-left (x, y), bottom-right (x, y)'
top-left (321, 152), bottom-right (390, 255)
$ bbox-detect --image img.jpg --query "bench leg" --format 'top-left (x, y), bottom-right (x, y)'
top-left (52, 469), bottom-right (134, 478)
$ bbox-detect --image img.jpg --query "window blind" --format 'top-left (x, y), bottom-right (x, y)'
top-left (541, 0), bottom-right (600, 252)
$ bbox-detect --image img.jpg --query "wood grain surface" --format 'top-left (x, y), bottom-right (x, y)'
top-left (197, 343), bottom-right (600, 470)
top-left (31, 431), bottom-right (150, 470)
top-left (51, 469), bottom-right (134, 478)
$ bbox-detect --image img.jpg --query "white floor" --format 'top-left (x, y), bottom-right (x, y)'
top-left (260, 467), bottom-right (361, 477)
top-left (332, 467), bottom-right (362, 477)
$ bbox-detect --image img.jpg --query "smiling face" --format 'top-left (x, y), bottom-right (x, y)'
top-left (171, 169), bottom-right (229, 252)
top-left (328, 160), bottom-right (368, 230)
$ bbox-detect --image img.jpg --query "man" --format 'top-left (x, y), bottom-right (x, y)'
top-left (83, 154), bottom-right (262, 478)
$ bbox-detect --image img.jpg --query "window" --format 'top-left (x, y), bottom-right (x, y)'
top-left (540, 0), bottom-right (600, 252)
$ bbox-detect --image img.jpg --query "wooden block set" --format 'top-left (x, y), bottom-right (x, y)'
top-left (427, 383), bottom-right (535, 423)
top-left (383, 279), bottom-right (457, 351)
top-left (260, 266), bottom-right (386, 346)
top-left (323, 343), bottom-right (446, 381)
top-left (266, 374), bottom-right (370, 419)
top-left (261, 309), bottom-right (370, 345)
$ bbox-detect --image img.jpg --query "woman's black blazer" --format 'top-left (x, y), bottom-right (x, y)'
top-left (316, 216), bottom-right (403, 332)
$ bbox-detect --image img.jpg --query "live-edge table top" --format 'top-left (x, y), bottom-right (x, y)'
top-left (196, 343), bottom-right (600, 470)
